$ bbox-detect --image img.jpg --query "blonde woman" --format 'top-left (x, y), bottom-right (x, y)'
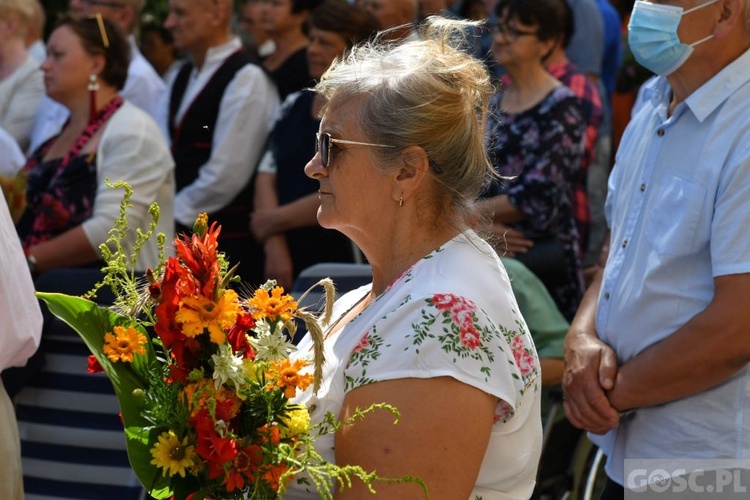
top-left (0, 0), bottom-right (44, 151)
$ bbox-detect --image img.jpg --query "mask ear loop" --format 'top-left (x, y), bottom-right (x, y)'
top-left (688, 33), bottom-right (714, 47)
top-left (681, 0), bottom-right (718, 15)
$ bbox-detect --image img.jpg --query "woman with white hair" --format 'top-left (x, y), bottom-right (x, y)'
top-left (286, 17), bottom-right (542, 499)
top-left (0, 0), bottom-right (44, 152)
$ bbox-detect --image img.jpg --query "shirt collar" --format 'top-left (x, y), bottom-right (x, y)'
top-left (195, 37), bottom-right (242, 73)
top-left (685, 46), bottom-right (750, 122)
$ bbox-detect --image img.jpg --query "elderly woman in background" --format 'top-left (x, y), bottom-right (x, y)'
top-left (480, 0), bottom-right (586, 321)
top-left (16, 16), bottom-right (174, 277)
top-left (0, 0), bottom-right (44, 152)
top-left (250, 2), bottom-right (378, 290)
top-left (286, 17), bottom-right (541, 499)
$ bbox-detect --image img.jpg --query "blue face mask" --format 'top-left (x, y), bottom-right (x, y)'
top-left (628, 0), bottom-right (717, 76)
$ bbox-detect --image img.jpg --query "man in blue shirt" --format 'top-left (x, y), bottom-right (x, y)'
top-left (563, 0), bottom-right (750, 498)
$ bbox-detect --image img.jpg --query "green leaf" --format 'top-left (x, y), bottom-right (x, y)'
top-left (36, 292), bottom-right (173, 498)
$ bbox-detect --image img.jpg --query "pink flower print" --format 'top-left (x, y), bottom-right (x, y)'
top-left (353, 332), bottom-right (370, 353)
top-left (458, 323), bottom-right (481, 350)
top-left (432, 293), bottom-right (459, 312)
top-left (494, 399), bottom-right (514, 423)
top-left (511, 336), bottom-right (535, 376)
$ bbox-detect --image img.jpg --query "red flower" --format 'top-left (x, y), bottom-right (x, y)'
top-left (87, 355), bottom-right (104, 373)
top-left (352, 332), bottom-right (370, 353)
top-left (174, 222), bottom-right (221, 298)
top-left (223, 444), bottom-right (263, 492)
top-left (192, 410), bottom-right (238, 465)
top-left (227, 312), bottom-right (256, 358)
top-left (432, 293), bottom-right (459, 312)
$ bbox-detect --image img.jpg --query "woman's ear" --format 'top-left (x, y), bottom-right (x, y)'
top-left (90, 53), bottom-right (106, 77)
top-left (392, 145), bottom-right (430, 204)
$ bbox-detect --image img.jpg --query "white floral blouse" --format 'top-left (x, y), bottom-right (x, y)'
top-left (287, 230), bottom-right (542, 499)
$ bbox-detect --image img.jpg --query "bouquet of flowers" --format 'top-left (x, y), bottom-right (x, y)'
top-left (37, 183), bottom-right (410, 499)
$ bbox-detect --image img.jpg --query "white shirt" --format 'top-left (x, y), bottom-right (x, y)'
top-left (0, 55), bottom-right (44, 152)
top-left (27, 39), bottom-right (46, 63)
top-left (81, 101), bottom-right (175, 271)
top-left (287, 231), bottom-right (542, 499)
top-left (0, 189), bottom-right (43, 371)
top-left (592, 47), bottom-right (750, 484)
top-left (0, 126), bottom-right (24, 176)
top-left (170, 37), bottom-right (279, 226)
top-left (27, 36), bottom-right (168, 154)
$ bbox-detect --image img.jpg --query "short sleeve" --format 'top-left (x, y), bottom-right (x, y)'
top-left (343, 292), bottom-right (539, 416)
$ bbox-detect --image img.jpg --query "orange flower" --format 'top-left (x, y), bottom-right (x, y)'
top-left (268, 359), bottom-right (312, 399)
top-left (175, 289), bottom-right (241, 344)
top-left (261, 463), bottom-right (290, 491)
top-left (182, 379), bottom-right (242, 421)
top-left (103, 325), bottom-right (147, 363)
top-left (248, 287), bottom-right (297, 322)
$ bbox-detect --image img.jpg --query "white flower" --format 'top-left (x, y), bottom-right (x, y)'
top-left (249, 329), bottom-right (296, 361)
top-left (211, 343), bottom-right (246, 391)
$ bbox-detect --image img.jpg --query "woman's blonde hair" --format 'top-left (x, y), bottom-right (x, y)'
top-left (0, 0), bottom-right (34, 36)
top-left (315, 16), bottom-right (496, 230)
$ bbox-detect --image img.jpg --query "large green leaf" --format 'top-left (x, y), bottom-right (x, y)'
top-left (37, 292), bottom-right (173, 498)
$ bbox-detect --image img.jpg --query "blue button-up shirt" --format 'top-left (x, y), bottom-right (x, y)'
top-left (591, 47), bottom-right (750, 484)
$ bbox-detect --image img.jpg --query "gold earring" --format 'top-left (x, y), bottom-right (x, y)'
top-left (399, 195), bottom-right (404, 207)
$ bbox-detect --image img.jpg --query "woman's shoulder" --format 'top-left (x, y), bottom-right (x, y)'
top-left (104, 101), bottom-right (169, 144)
top-left (544, 85), bottom-right (583, 111)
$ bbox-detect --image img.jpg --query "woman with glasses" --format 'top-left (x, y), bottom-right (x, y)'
top-left (284, 17), bottom-right (541, 499)
top-left (480, 0), bottom-right (587, 321)
top-left (15, 15), bottom-right (174, 278)
top-left (250, 2), bottom-right (378, 291)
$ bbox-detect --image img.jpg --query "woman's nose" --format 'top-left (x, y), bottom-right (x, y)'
top-left (304, 151), bottom-right (327, 179)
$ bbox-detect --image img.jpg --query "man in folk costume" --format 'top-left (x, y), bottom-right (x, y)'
top-left (165, 0), bottom-right (279, 284)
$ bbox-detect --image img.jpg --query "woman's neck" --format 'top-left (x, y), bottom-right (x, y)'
top-left (359, 215), bottom-right (463, 296)
top-left (66, 85), bottom-right (119, 129)
top-left (502, 63), bottom-right (558, 114)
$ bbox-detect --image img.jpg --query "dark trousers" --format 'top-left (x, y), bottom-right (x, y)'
top-left (600, 477), bottom-right (625, 500)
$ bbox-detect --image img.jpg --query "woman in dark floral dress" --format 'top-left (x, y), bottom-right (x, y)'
top-left (481, 0), bottom-right (586, 320)
top-left (16, 16), bottom-right (173, 276)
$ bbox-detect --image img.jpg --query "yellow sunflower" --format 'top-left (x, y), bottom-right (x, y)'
top-left (150, 430), bottom-right (197, 478)
top-left (248, 286), bottom-right (297, 322)
top-left (175, 289), bottom-right (241, 344)
top-left (102, 325), bottom-right (147, 363)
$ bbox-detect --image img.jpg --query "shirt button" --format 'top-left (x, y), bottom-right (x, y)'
top-left (657, 129), bottom-right (665, 137)
top-left (640, 183), bottom-right (646, 192)
top-left (604, 292), bottom-right (610, 300)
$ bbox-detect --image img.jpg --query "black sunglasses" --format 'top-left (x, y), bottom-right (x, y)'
top-left (315, 132), bottom-right (395, 168)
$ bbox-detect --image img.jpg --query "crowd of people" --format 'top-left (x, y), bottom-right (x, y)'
top-left (2, 0), bottom-right (750, 498)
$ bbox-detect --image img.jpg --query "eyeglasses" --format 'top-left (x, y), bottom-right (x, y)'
top-left (315, 132), bottom-right (395, 168)
top-left (492, 23), bottom-right (537, 41)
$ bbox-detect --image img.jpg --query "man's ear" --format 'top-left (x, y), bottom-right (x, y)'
top-left (714, 0), bottom-right (744, 38)
top-left (391, 145), bottom-right (430, 204)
